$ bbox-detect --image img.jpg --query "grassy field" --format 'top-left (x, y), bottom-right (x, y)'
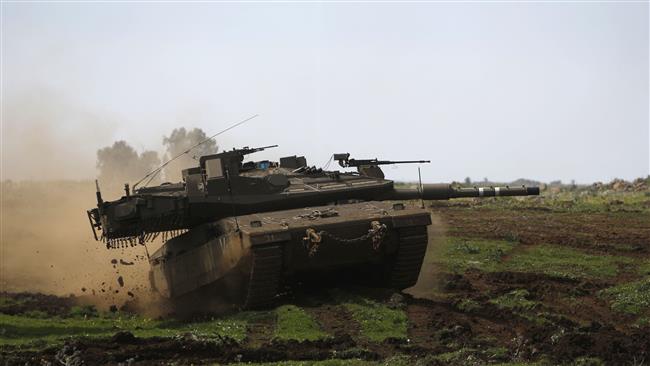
top-left (1, 180), bottom-right (649, 365)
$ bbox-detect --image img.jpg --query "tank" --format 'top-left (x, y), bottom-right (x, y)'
top-left (87, 146), bottom-right (539, 308)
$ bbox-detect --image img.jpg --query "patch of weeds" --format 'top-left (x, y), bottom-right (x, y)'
top-left (484, 346), bottom-right (509, 361)
top-left (380, 355), bottom-right (412, 366)
top-left (433, 348), bottom-right (480, 364)
top-left (638, 260), bottom-right (650, 276)
top-left (505, 245), bottom-right (633, 279)
top-left (599, 277), bottom-right (650, 315)
top-left (22, 310), bottom-right (49, 319)
top-left (436, 189), bottom-right (650, 214)
top-left (331, 347), bottom-right (376, 360)
top-left (437, 238), bottom-right (517, 273)
top-left (473, 335), bottom-right (498, 345)
top-left (503, 231), bottom-right (520, 243)
top-left (228, 360), bottom-right (375, 366)
top-left (180, 317), bottom-right (248, 342)
top-left (331, 290), bottom-right (407, 342)
top-left (388, 355), bottom-right (456, 366)
top-left (0, 311), bottom-right (249, 348)
top-left (67, 305), bottom-right (98, 318)
top-left (489, 290), bottom-right (553, 325)
top-left (0, 296), bottom-right (25, 309)
top-left (572, 357), bottom-right (605, 366)
top-left (490, 290), bottom-right (539, 311)
top-left (274, 305), bottom-right (328, 341)
top-left (455, 299), bottom-right (481, 313)
top-left (635, 317), bottom-right (649, 327)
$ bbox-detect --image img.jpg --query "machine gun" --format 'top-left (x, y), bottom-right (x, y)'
top-left (334, 153), bottom-right (430, 179)
top-left (334, 153), bottom-right (429, 168)
top-left (231, 144), bottom-right (279, 156)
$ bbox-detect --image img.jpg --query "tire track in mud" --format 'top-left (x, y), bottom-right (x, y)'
top-left (307, 304), bottom-right (360, 339)
top-left (244, 314), bottom-right (276, 348)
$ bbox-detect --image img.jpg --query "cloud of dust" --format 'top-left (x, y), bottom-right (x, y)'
top-left (406, 212), bottom-right (448, 300)
top-left (2, 89), bottom-right (117, 181)
top-left (0, 180), bottom-right (165, 310)
top-left (0, 127), bottom-right (221, 313)
top-left (0, 88), bottom-right (223, 313)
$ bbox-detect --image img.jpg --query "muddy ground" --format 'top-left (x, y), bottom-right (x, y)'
top-left (1, 201), bottom-right (649, 365)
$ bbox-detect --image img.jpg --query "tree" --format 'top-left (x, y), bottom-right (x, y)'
top-left (96, 141), bottom-right (161, 189)
top-left (162, 128), bottom-right (218, 181)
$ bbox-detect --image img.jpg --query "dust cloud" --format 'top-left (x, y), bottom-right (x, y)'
top-left (0, 89), bottom-right (225, 312)
top-left (406, 212), bottom-right (448, 299)
top-left (2, 90), bottom-right (117, 181)
top-left (1, 139), bottom-right (217, 311)
top-left (0, 180), bottom-right (162, 310)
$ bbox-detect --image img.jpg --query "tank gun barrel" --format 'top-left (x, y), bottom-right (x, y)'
top-left (386, 184), bottom-right (540, 200)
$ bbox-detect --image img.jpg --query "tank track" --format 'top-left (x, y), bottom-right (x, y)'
top-left (388, 226), bottom-right (429, 289)
top-left (243, 245), bottom-right (283, 309)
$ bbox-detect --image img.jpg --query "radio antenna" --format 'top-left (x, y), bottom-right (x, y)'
top-left (133, 114), bottom-right (259, 191)
top-left (418, 166), bottom-right (424, 209)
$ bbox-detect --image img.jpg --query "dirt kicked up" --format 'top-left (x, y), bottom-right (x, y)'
top-left (1, 188), bottom-right (649, 365)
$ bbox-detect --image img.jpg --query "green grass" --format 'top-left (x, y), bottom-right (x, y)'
top-left (432, 348), bottom-right (484, 364)
top-left (67, 305), bottom-right (99, 318)
top-left (0, 295), bottom-right (31, 313)
top-left (436, 238), bottom-right (631, 280)
top-left (227, 361), bottom-right (375, 366)
top-left (572, 357), bottom-right (605, 366)
top-left (431, 190), bottom-right (650, 214)
top-left (488, 290), bottom-right (555, 325)
top-left (635, 317), bottom-right (650, 327)
top-left (489, 290), bottom-right (539, 312)
top-left (274, 305), bottom-right (328, 341)
top-left (331, 291), bottom-right (407, 342)
top-left (455, 299), bottom-right (481, 313)
top-left (437, 238), bottom-right (518, 273)
top-left (505, 245), bottom-right (634, 279)
top-left (638, 260), bottom-right (650, 276)
top-left (599, 277), bottom-right (650, 315)
top-left (0, 312), bottom-right (248, 348)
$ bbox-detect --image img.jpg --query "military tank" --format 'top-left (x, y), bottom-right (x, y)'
top-left (87, 145), bottom-right (539, 308)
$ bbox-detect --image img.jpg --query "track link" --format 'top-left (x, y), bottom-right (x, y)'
top-left (388, 226), bottom-right (428, 289)
top-left (243, 245), bottom-right (283, 309)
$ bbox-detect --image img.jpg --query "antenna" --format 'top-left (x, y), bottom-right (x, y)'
top-left (132, 114), bottom-right (259, 191)
top-left (418, 166), bottom-right (424, 209)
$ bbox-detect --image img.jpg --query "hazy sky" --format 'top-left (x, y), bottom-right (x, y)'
top-left (2, 2), bottom-right (648, 183)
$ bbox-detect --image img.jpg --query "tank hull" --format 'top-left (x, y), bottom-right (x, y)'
top-left (149, 201), bottom-right (431, 308)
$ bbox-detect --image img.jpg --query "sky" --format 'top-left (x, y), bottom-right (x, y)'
top-left (1, 1), bottom-right (648, 184)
